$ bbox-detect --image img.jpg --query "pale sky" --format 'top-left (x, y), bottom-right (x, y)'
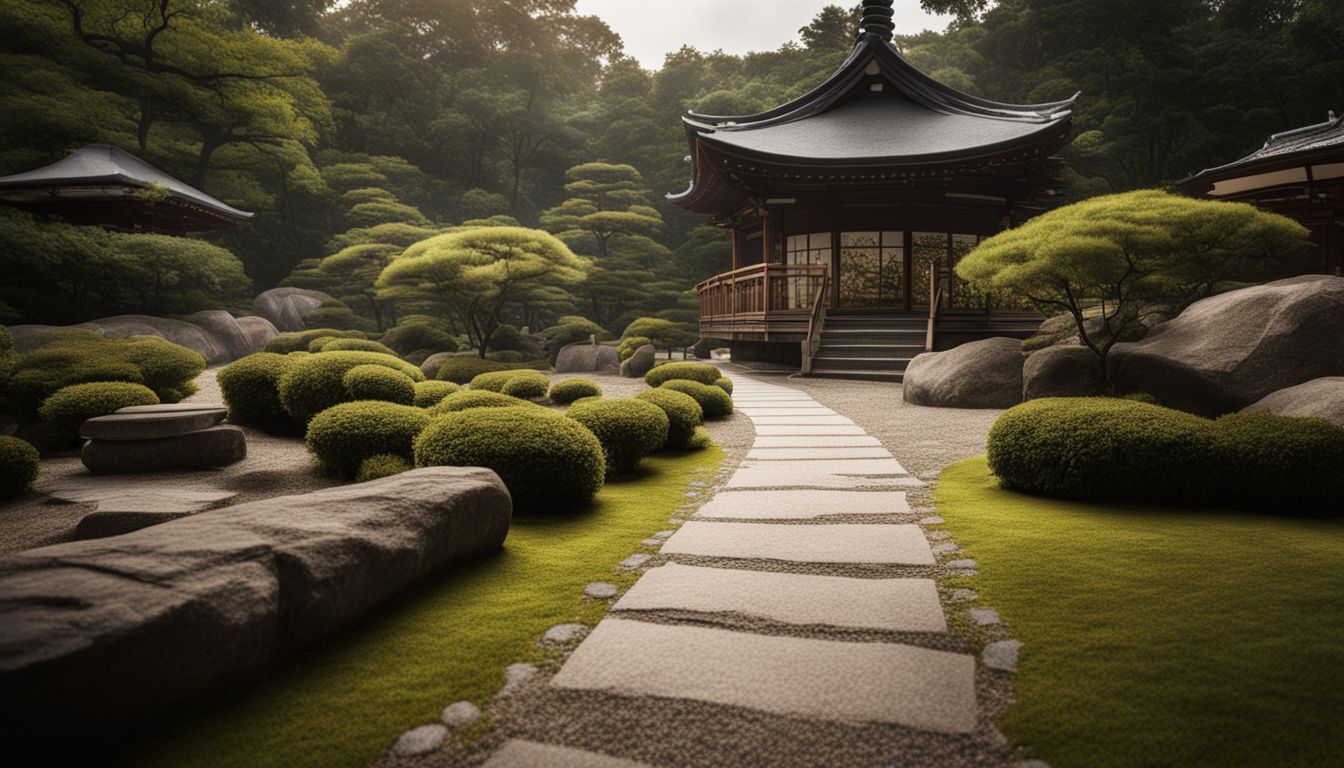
top-left (574, 1), bottom-right (954, 69)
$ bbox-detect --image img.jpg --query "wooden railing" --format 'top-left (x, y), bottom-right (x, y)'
top-left (800, 277), bottom-right (829, 374)
top-left (697, 263), bottom-right (830, 322)
top-left (926, 259), bottom-right (942, 352)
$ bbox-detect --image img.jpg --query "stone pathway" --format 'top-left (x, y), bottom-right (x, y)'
top-left (402, 375), bottom-right (1018, 767)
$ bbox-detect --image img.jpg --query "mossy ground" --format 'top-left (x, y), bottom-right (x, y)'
top-left (123, 447), bottom-right (721, 768)
top-left (936, 457), bottom-right (1344, 768)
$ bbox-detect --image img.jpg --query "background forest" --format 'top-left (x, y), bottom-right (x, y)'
top-left (1, 0), bottom-right (1341, 340)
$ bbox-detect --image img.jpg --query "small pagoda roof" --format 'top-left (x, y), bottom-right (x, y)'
top-left (670, 1), bottom-right (1077, 214)
top-left (1180, 112), bottom-right (1344, 194)
top-left (0, 144), bottom-right (254, 232)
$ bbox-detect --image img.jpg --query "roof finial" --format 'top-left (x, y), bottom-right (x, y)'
top-left (859, 1), bottom-right (896, 43)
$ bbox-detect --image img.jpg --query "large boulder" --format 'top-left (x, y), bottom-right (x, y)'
top-left (9, 312), bottom-right (268, 366)
top-left (555, 342), bottom-right (619, 374)
top-left (1242, 377), bottom-right (1344, 429)
top-left (420, 351), bottom-right (461, 378)
top-left (1111, 276), bottom-right (1344, 416)
top-left (235, 315), bottom-right (279, 355)
top-left (1023, 345), bottom-right (1104, 401)
top-left (252, 287), bottom-right (332, 332)
top-left (182, 310), bottom-right (257, 362)
top-left (903, 337), bottom-right (1025, 409)
top-left (620, 344), bottom-right (656, 378)
top-left (689, 338), bottom-right (716, 360)
top-left (81, 425), bottom-right (247, 474)
top-left (0, 467), bottom-right (511, 734)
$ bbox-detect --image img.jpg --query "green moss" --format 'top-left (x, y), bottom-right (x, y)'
top-left (412, 380), bottom-right (460, 409)
top-left (355, 454), bottom-right (413, 483)
top-left (38, 382), bottom-right (160, 444)
top-left (305, 401), bottom-right (430, 479)
top-left (635, 388), bottom-right (703, 449)
top-left (548, 378), bottom-right (602, 405)
top-left (0, 435), bottom-right (39, 499)
top-left (935, 457), bottom-right (1344, 768)
top-left (567, 398), bottom-right (669, 473)
top-left (342, 365), bottom-right (416, 405)
top-left (660, 379), bottom-right (733, 419)
top-left (643, 361), bottom-right (721, 387)
top-left (218, 353), bottom-right (302, 435)
top-left (415, 406), bottom-right (605, 513)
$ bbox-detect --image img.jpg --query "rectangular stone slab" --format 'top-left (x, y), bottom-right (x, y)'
top-left (746, 447), bottom-right (893, 460)
top-left (747, 415), bottom-right (856, 426)
top-left (755, 425), bottom-right (868, 436)
top-left (733, 400), bottom-right (826, 408)
top-left (80, 408), bottom-right (227, 440)
top-left (753, 435), bottom-right (882, 447)
top-left (552, 619), bottom-right (977, 732)
top-left (483, 740), bottom-right (652, 768)
top-left (660, 522), bottom-right (935, 565)
top-left (737, 407), bottom-right (838, 417)
top-left (726, 459), bottom-right (915, 489)
top-left (693, 490), bottom-right (910, 519)
top-left (614, 563), bottom-right (947, 632)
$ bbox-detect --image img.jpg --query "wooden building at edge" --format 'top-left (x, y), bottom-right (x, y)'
top-left (671, 1), bottom-right (1077, 379)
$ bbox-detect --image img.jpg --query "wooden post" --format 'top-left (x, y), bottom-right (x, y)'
top-left (731, 225), bottom-right (742, 270)
top-left (762, 211), bottom-right (773, 315)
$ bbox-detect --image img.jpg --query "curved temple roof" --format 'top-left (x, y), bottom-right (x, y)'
top-left (0, 144), bottom-right (254, 230)
top-left (670, 7), bottom-right (1077, 211)
top-left (1180, 112), bottom-right (1344, 191)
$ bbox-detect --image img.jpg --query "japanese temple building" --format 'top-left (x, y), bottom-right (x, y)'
top-left (1179, 112), bottom-right (1343, 278)
top-left (0, 144), bottom-right (253, 234)
top-left (672, 0), bottom-right (1077, 377)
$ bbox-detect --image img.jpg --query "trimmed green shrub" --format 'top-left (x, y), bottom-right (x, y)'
top-left (485, 350), bottom-right (526, 363)
top-left (5, 332), bottom-right (204, 417)
top-left (413, 380), bottom-right (461, 408)
top-left (278, 351), bottom-right (426, 424)
top-left (617, 335), bottom-right (651, 362)
top-left (265, 329), bottom-right (365, 355)
top-left (356, 453), bottom-right (414, 483)
top-left (567, 398), bottom-right (669, 473)
top-left (687, 426), bottom-right (713, 450)
top-left (660, 379), bottom-right (733, 419)
top-left (343, 364), bottom-right (416, 404)
top-left (39, 382), bottom-right (160, 444)
top-left (1212, 411), bottom-right (1344, 510)
top-left (414, 406), bottom-right (605, 512)
top-left (549, 378), bottom-right (602, 405)
top-left (713, 377), bottom-right (733, 395)
top-left (500, 373), bottom-right (549, 400)
top-left (0, 435), bottom-right (40, 499)
top-left (636, 388), bottom-right (704, 449)
top-left (381, 322), bottom-right (458, 356)
top-left (436, 356), bottom-right (509, 384)
top-left (644, 361), bottom-right (722, 388)
top-left (469, 369), bottom-right (550, 395)
top-left (305, 401), bottom-right (430, 479)
top-left (428, 390), bottom-right (536, 414)
top-left (217, 353), bottom-right (303, 434)
top-left (316, 338), bottom-right (400, 357)
top-left (542, 316), bottom-right (607, 364)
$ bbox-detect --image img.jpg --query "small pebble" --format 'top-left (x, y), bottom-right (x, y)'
top-left (948, 588), bottom-right (977, 602)
top-left (946, 558), bottom-right (978, 570)
top-left (497, 663), bottom-right (537, 697)
top-left (984, 640), bottom-right (1023, 672)
top-left (620, 554), bottom-right (652, 569)
top-left (441, 701), bottom-right (481, 728)
top-left (919, 515), bottom-right (945, 525)
top-left (392, 724), bottom-right (447, 756)
top-left (969, 607), bottom-right (1001, 626)
top-left (931, 542), bottom-right (961, 556)
top-left (641, 538), bottom-right (662, 547)
top-left (585, 581), bottom-right (618, 599)
top-left (925, 530), bottom-right (951, 541)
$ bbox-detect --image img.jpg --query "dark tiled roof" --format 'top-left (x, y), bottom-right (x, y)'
top-left (0, 144), bottom-right (253, 220)
top-left (1186, 113), bottom-right (1343, 182)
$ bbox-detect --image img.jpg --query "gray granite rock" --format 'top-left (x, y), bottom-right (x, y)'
top-left (0, 467), bottom-right (511, 731)
top-left (983, 639), bottom-right (1022, 672)
top-left (440, 700), bottom-right (481, 728)
top-left (555, 342), bottom-right (620, 374)
top-left (585, 582), bottom-right (619, 599)
top-left (253, 287), bottom-right (331, 332)
top-left (497, 663), bottom-right (538, 697)
top-left (903, 337), bottom-right (1025, 409)
top-left (81, 425), bottom-right (247, 474)
top-left (392, 724), bottom-right (448, 755)
top-left (1242, 376), bottom-right (1344, 429)
top-left (540, 623), bottom-right (589, 646)
top-left (235, 315), bottom-right (279, 354)
top-left (948, 588), bottom-right (978, 602)
top-left (919, 516), bottom-right (945, 525)
top-left (1023, 344), bottom-right (1104, 401)
top-left (182, 310), bottom-right (257, 362)
top-left (968, 608), bottom-right (1001, 626)
top-left (946, 559), bottom-right (978, 570)
top-left (80, 407), bottom-right (227, 441)
top-left (931, 542), bottom-right (961, 556)
top-left (619, 553), bottom-right (652, 569)
top-left (620, 344), bottom-right (656, 378)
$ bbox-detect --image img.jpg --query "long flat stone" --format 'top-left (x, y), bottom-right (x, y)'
top-left (755, 425), bottom-right (868, 436)
top-left (738, 407), bottom-right (838, 417)
top-left (746, 447), bottom-right (893, 460)
top-left (748, 415), bottom-right (856, 426)
top-left (80, 408), bottom-right (227, 440)
top-left (753, 435), bottom-right (882, 448)
top-left (482, 740), bottom-right (652, 768)
top-left (614, 563), bottom-right (946, 632)
top-left (660, 522), bottom-right (934, 565)
top-left (733, 400), bottom-right (826, 408)
top-left (81, 426), bottom-right (247, 475)
top-left (693, 490), bottom-right (910, 519)
top-left (726, 459), bottom-right (917, 489)
top-left (552, 619), bottom-right (977, 732)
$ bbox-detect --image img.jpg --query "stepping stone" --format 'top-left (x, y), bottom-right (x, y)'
top-left (620, 554), bottom-right (652, 569)
top-left (82, 426), bottom-right (247, 475)
top-left (660, 522), bottom-right (935, 565)
top-left (755, 425), bottom-right (867, 436)
top-left (931, 542), bottom-right (961, 556)
top-left (737, 407), bottom-right (838, 417)
top-left (948, 588), bottom-right (977, 602)
top-left (748, 415), bottom-right (856, 426)
top-left (984, 640), bottom-right (1022, 672)
top-left (694, 490), bottom-right (910, 519)
top-left (585, 582), bottom-right (619, 599)
top-left (746, 447), bottom-right (893, 460)
top-left (552, 619), bottom-right (977, 733)
top-left (969, 608), bottom-right (1001, 626)
top-left (726, 459), bottom-right (916, 489)
top-left (392, 724), bottom-right (447, 756)
top-left (441, 700), bottom-right (481, 728)
top-left (614, 563), bottom-right (946, 632)
top-left (496, 663), bottom-right (537, 697)
top-left (80, 407), bottom-right (227, 440)
top-left (482, 739), bottom-right (653, 768)
top-left (946, 559), bottom-right (978, 570)
top-left (539, 623), bottom-right (588, 645)
top-left (753, 435), bottom-right (882, 448)
top-left (919, 516), bottom-right (946, 525)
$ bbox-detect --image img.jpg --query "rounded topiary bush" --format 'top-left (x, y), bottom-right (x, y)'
top-left (278, 351), bottom-right (426, 423)
top-left (687, 426), bottom-right (714, 450)
top-left (428, 389), bottom-right (536, 415)
top-left (39, 382), bottom-right (160, 443)
top-left (356, 453), bottom-right (414, 483)
top-left (549, 378), bottom-right (602, 405)
top-left (713, 377), bottom-right (734, 395)
top-left (436, 356), bottom-right (509, 384)
top-left (567, 398), bottom-right (670, 473)
top-left (644, 361), bottom-right (721, 388)
top-left (987, 398), bottom-right (1219, 503)
top-left (217, 352), bottom-right (303, 434)
top-left (415, 406), bottom-right (605, 512)
top-left (660, 379), bottom-right (733, 419)
top-left (0, 435), bottom-right (40, 499)
top-left (636, 388), bottom-right (704, 449)
top-left (305, 401), bottom-right (430, 479)
top-left (342, 364), bottom-right (417, 405)
top-left (469, 369), bottom-right (550, 394)
top-left (413, 380), bottom-right (461, 409)
top-left (265, 329), bottom-right (365, 355)
top-left (381, 322), bottom-right (458, 356)
top-left (1212, 412), bottom-right (1344, 511)
top-left (316, 338), bottom-right (400, 357)
top-left (617, 335), bottom-right (651, 362)
top-left (500, 372), bottom-right (549, 400)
